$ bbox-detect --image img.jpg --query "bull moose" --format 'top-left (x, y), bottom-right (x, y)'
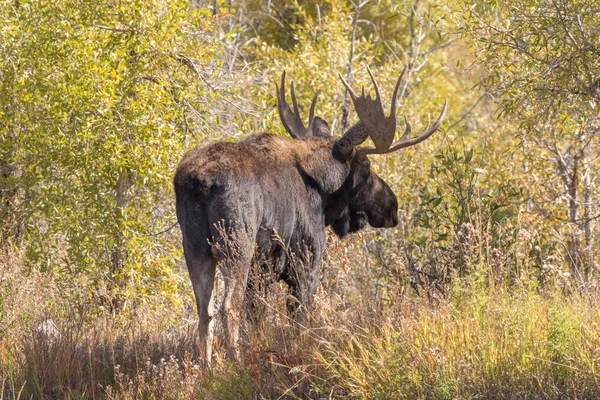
top-left (174, 67), bottom-right (446, 362)
top-left (246, 72), bottom-right (400, 320)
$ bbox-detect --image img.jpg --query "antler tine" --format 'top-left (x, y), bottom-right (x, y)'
top-left (338, 73), bottom-right (358, 100)
top-left (366, 67), bottom-right (382, 101)
top-left (276, 71), bottom-right (315, 138)
top-left (308, 91), bottom-right (319, 128)
top-left (400, 117), bottom-right (411, 140)
top-left (389, 66), bottom-right (406, 120)
top-left (339, 66), bottom-right (446, 155)
top-left (359, 100), bottom-right (447, 155)
top-left (339, 68), bottom-right (398, 150)
top-left (290, 82), bottom-right (300, 119)
top-left (276, 71), bottom-right (296, 138)
top-left (388, 100), bottom-right (447, 151)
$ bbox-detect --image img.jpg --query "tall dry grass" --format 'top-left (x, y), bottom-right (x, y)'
top-left (2, 237), bottom-right (600, 399)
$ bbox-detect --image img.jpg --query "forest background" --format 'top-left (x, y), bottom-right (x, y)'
top-left (1, 0), bottom-right (600, 398)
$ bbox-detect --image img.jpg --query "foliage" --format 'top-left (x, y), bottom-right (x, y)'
top-left (234, 0), bottom-right (333, 51)
top-left (411, 145), bottom-right (525, 286)
top-left (0, 0), bottom-right (224, 306)
top-left (2, 248), bottom-right (600, 399)
top-left (462, 0), bottom-right (600, 125)
top-left (460, 0), bottom-right (600, 276)
top-left (1, 0), bottom-right (600, 397)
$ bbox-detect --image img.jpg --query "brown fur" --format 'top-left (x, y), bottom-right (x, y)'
top-left (174, 133), bottom-right (367, 362)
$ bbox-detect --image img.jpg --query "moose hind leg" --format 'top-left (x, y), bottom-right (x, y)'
top-left (186, 255), bottom-right (217, 365)
top-left (216, 233), bottom-right (253, 361)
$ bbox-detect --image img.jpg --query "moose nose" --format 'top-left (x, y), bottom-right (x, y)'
top-left (384, 214), bottom-right (399, 228)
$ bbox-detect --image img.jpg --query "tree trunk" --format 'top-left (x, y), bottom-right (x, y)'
top-left (582, 156), bottom-right (594, 279)
top-left (0, 132), bottom-right (23, 247)
top-left (111, 169), bottom-right (130, 277)
top-left (557, 149), bottom-right (584, 279)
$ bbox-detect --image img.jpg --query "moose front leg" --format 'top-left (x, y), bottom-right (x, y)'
top-left (305, 247), bottom-right (322, 309)
top-left (282, 245), bottom-right (322, 318)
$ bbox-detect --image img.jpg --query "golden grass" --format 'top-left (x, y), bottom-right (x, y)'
top-left (2, 246), bottom-right (600, 399)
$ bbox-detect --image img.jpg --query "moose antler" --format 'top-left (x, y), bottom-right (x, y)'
top-left (338, 67), bottom-right (447, 155)
top-left (276, 71), bottom-right (320, 139)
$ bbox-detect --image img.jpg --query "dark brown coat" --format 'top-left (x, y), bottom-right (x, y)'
top-left (174, 132), bottom-right (374, 361)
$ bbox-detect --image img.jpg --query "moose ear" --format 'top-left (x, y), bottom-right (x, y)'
top-left (353, 154), bottom-right (371, 183)
top-left (312, 117), bottom-right (331, 137)
top-left (332, 136), bottom-right (355, 161)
